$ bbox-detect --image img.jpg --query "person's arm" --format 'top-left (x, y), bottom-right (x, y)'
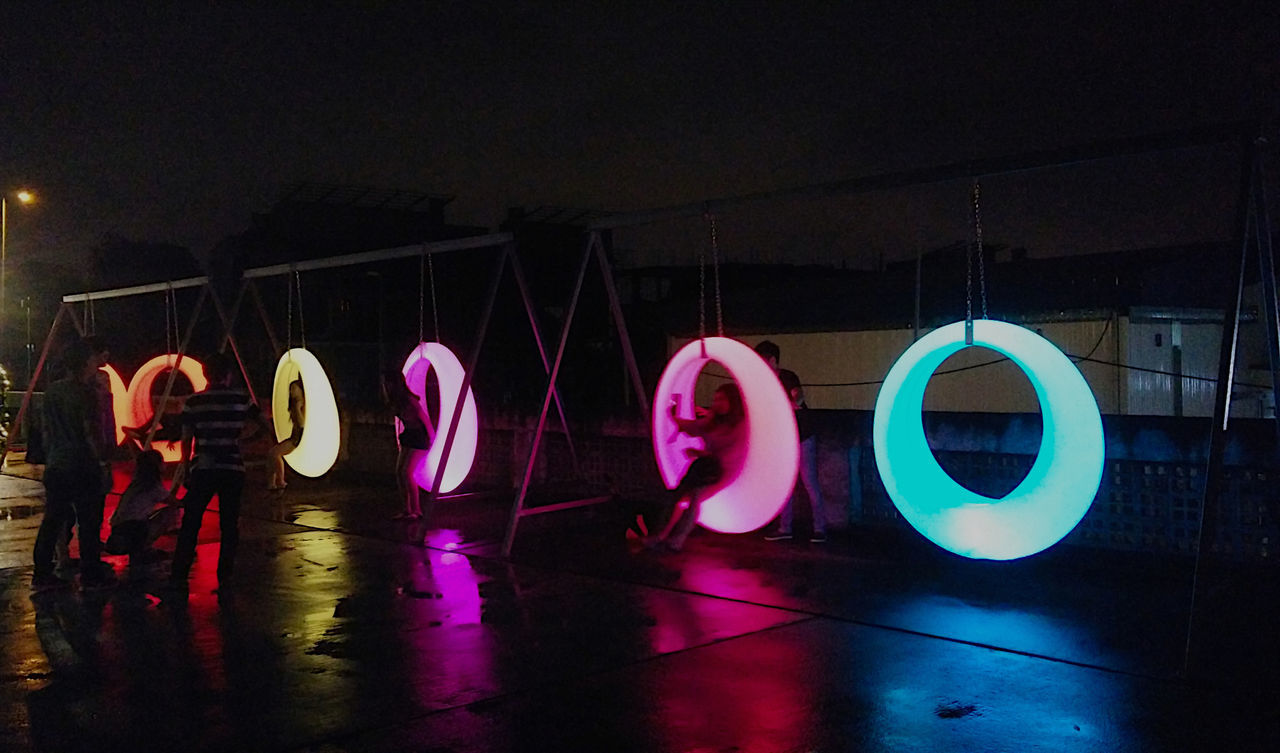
top-left (173, 424), bottom-right (194, 490)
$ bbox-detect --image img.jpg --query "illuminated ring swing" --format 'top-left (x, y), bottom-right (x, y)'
top-left (872, 319), bottom-right (1104, 560)
top-left (273, 348), bottom-right (341, 477)
top-left (124, 354), bottom-right (209, 462)
top-left (399, 342), bottom-right (478, 494)
top-left (100, 364), bottom-right (130, 447)
top-left (651, 336), bottom-right (799, 534)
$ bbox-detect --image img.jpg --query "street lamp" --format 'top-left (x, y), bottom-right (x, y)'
top-left (1, 189), bottom-right (36, 365)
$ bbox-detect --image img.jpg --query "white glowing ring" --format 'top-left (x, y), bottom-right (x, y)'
top-left (399, 342), bottom-right (478, 494)
top-left (100, 365), bottom-right (130, 446)
top-left (873, 320), bottom-right (1105, 560)
top-left (273, 348), bottom-right (340, 477)
top-left (124, 354), bottom-right (208, 462)
top-left (651, 337), bottom-right (799, 534)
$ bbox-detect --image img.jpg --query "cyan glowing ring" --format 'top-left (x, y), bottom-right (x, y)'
top-left (399, 342), bottom-right (478, 494)
top-left (124, 354), bottom-right (208, 462)
top-left (873, 320), bottom-right (1104, 560)
top-left (651, 337), bottom-right (799, 534)
top-left (273, 348), bottom-right (340, 477)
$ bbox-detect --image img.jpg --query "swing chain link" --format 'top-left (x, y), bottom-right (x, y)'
top-left (698, 212), bottom-right (707, 342)
top-left (709, 212), bottom-right (724, 337)
top-left (294, 267), bottom-right (306, 349)
top-left (286, 266), bottom-right (293, 353)
top-left (418, 252), bottom-right (425, 344)
top-left (973, 180), bottom-right (988, 320)
top-left (429, 251), bottom-right (439, 343)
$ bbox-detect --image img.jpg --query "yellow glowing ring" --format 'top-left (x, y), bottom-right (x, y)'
top-left (273, 348), bottom-right (341, 477)
top-left (651, 337), bottom-right (800, 533)
top-left (125, 354), bottom-right (208, 462)
top-left (100, 365), bottom-right (130, 446)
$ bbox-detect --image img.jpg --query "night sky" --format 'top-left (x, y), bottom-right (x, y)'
top-left (1, 1), bottom-right (1276, 278)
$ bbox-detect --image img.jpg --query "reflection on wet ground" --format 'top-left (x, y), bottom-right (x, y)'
top-left (1, 469), bottom-right (1277, 752)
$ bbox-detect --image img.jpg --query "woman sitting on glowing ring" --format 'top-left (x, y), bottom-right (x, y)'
top-left (267, 378), bottom-right (305, 491)
top-left (646, 382), bottom-right (746, 552)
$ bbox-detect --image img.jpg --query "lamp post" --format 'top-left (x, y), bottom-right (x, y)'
top-left (1, 189), bottom-right (36, 365)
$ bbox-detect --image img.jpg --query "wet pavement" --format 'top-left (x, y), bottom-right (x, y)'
top-left (1, 461), bottom-right (1278, 752)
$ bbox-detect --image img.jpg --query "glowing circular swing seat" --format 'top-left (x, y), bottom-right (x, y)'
top-left (99, 365), bottom-right (131, 447)
top-left (399, 342), bottom-right (478, 494)
top-left (123, 354), bottom-right (209, 462)
top-left (651, 337), bottom-right (799, 534)
top-left (273, 348), bottom-right (340, 478)
top-left (873, 320), bottom-right (1104, 560)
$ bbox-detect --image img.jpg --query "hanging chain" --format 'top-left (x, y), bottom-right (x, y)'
top-left (418, 252), bottom-right (425, 344)
top-left (294, 267), bottom-right (306, 349)
top-left (286, 267), bottom-right (294, 353)
top-left (698, 213), bottom-right (707, 342)
top-left (164, 284), bottom-right (173, 353)
top-left (428, 251), bottom-right (440, 343)
top-left (85, 298), bottom-right (96, 336)
top-left (973, 180), bottom-right (988, 319)
top-left (709, 212), bottom-right (724, 336)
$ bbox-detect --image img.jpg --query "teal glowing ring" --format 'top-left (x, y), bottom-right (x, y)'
top-left (872, 320), bottom-right (1104, 560)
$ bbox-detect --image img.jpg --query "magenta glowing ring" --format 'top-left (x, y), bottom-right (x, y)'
top-left (273, 348), bottom-right (341, 477)
top-left (124, 354), bottom-right (208, 462)
top-left (651, 337), bottom-right (799, 534)
top-left (399, 342), bottom-right (478, 494)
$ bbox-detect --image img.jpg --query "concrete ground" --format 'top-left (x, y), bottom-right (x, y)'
top-left (1, 457), bottom-right (1277, 752)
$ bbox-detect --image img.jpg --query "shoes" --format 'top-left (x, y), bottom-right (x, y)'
top-left (31, 572), bottom-right (73, 593)
top-left (810, 533), bottom-right (828, 543)
top-left (392, 512), bottom-right (421, 520)
top-left (763, 532), bottom-right (793, 542)
top-left (267, 482), bottom-right (287, 491)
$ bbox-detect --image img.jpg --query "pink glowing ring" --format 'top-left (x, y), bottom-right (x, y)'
top-left (651, 337), bottom-right (799, 534)
top-left (124, 354), bottom-right (208, 462)
top-left (399, 342), bottom-right (478, 494)
top-left (99, 365), bottom-right (130, 446)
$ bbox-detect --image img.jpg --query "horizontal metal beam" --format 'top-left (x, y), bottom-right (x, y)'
top-left (588, 122), bottom-right (1251, 231)
top-left (242, 232), bottom-right (513, 279)
top-left (62, 276), bottom-right (209, 303)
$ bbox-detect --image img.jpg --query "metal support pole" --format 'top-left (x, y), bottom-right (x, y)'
top-left (422, 245), bottom-right (508, 529)
top-left (219, 281), bottom-right (248, 354)
top-left (248, 279), bottom-right (282, 356)
top-left (1251, 152), bottom-right (1279, 438)
top-left (207, 285), bottom-right (258, 405)
top-left (503, 234), bottom-right (595, 556)
top-left (1183, 134), bottom-right (1259, 675)
top-left (593, 231), bottom-right (651, 415)
top-left (1, 304), bottom-right (69, 470)
top-left (508, 245), bottom-right (583, 478)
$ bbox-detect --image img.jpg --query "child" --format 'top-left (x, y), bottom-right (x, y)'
top-left (382, 369), bottom-right (432, 520)
top-left (646, 382), bottom-right (747, 552)
top-left (267, 378), bottom-right (305, 490)
top-left (105, 450), bottom-right (181, 561)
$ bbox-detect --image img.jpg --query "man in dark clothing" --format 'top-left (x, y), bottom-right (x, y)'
top-left (168, 353), bottom-right (270, 594)
top-left (755, 340), bottom-right (828, 543)
top-left (32, 342), bottom-right (114, 591)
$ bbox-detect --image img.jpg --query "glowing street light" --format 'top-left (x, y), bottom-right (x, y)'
top-left (1, 189), bottom-right (36, 365)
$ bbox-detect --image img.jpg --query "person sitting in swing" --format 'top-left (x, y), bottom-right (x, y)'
top-left (645, 382), bottom-right (747, 552)
top-left (267, 378), bottom-right (305, 491)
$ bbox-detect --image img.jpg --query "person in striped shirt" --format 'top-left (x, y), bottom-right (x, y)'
top-left (168, 353), bottom-right (271, 594)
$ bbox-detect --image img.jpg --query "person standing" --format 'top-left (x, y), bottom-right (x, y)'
top-left (169, 353), bottom-right (270, 594)
top-left (32, 342), bottom-right (114, 591)
top-left (755, 340), bottom-right (827, 543)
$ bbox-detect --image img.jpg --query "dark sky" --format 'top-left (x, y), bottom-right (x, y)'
top-left (1, 1), bottom-right (1276, 275)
